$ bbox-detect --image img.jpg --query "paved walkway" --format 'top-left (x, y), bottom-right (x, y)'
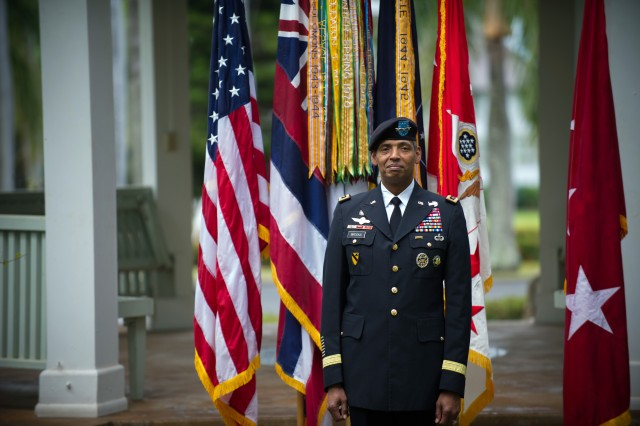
top-left (0, 319), bottom-right (593, 426)
top-left (2, 271), bottom-right (638, 425)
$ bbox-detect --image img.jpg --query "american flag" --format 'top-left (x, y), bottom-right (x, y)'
top-left (269, 0), bottom-right (332, 425)
top-left (194, 1), bottom-right (269, 424)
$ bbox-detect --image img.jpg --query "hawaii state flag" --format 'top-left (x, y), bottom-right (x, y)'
top-left (269, 1), bottom-right (331, 425)
top-left (194, 0), bottom-right (269, 424)
top-left (426, 0), bottom-right (494, 424)
top-left (564, 0), bottom-right (630, 424)
top-left (270, 1), bottom-right (373, 424)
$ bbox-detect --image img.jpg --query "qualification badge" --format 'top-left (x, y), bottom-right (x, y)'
top-left (416, 253), bottom-right (429, 268)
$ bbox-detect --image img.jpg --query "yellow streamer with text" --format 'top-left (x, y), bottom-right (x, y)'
top-left (308, 0), bottom-right (327, 178)
top-left (395, 0), bottom-right (421, 185)
top-left (327, 0), bottom-right (341, 180)
top-left (339, 0), bottom-right (355, 181)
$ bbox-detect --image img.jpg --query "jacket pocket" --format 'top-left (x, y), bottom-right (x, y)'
top-left (416, 317), bottom-right (445, 343)
top-left (342, 230), bottom-right (376, 276)
top-left (341, 312), bottom-right (364, 340)
top-left (410, 233), bottom-right (446, 278)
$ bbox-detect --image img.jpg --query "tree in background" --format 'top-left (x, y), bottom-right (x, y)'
top-left (484, 0), bottom-right (520, 269)
top-left (484, 0), bottom-right (537, 270)
top-left (0, 0), bottom-right (42, 190)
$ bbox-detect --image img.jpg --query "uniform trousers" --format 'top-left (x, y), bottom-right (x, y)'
top-left (349, 406), bottom-right (436, 426)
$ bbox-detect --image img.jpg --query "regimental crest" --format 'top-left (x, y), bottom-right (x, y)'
top-left (457, 123), bottom-right (478, 164)
top-left (352, 252), bottom-right (359, 266)
top-left (396, 120), bottom-right (411, 137)
top-left (433, 255), bottom-right (442, 267)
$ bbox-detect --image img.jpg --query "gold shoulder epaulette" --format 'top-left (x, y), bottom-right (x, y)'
top-left (446, 195), bottom-right (459, 204)
top-left (339, 194), bottom-right (351, 203)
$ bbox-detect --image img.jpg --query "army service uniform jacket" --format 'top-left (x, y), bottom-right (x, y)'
top-left (321, 183), bottom-right (472, 411)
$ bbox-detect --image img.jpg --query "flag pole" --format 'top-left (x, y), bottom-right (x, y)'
top-left (296, 391), bottom-right (305, 426)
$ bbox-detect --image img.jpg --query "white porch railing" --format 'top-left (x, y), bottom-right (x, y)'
top-left (0, 215), bottom-right (47, 369)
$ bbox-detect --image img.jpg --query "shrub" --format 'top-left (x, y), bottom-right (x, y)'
top-left (486, 297), bottom-right (526, 320)
top-left (517, 186), bottom-right (539, 209)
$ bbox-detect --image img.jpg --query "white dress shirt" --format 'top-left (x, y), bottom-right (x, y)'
top-left (380, 180), bottom-right (414, 222)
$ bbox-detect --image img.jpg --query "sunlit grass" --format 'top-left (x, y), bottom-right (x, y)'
top-left (514, 209), bottom-right (540, 231)
top-left (263, 313), bottom-right (279, 324)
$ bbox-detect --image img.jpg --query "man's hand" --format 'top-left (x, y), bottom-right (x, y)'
top-left (435, 390), bottom-right (461, 425)
top-left (327, 385), bottom-right (349, 422)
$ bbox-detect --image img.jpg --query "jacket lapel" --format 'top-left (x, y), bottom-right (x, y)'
top-left (361, 187), bottom-right (393, 240)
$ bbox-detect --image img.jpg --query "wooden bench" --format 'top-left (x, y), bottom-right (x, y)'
top-left (0, 186), bottom-right (173, 399)
top-left (0, 187), bottom-right (174, 298)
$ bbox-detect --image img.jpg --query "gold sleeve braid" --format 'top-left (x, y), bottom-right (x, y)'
top-left (322, 354), bottom-right (342, 368)
top-left (442, 360), bottom-right (467, 376)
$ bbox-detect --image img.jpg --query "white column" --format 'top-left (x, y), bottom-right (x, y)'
top-left (36, 0), bottom-right (126, 417)
top-left (535, 0), bottom-right (576, 325)
top-left (139, 0), bottom-right (194, 330)
top-left (606, 0), bottom-right (640, 411)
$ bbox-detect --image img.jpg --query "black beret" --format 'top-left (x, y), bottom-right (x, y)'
top-left (369, 117), bottom-right (418, 151)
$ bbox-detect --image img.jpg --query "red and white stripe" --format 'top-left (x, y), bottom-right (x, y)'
top-left (194, 69), bottom-right (268, 426)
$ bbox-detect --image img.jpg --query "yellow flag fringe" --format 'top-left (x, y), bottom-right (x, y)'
top-left (195, 352), bottom-right (260, 426)
top-left (600, 410), bottom-right (632, 426)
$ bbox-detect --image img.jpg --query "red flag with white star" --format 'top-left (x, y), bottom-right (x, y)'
top-left (426, 0), bottom-right (493, 423)
top-left (564, 0), bottom-right (630, 424)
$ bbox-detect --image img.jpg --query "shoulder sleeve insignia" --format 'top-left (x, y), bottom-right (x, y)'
top-left (339, 194), bottom-right (351, 203)
top-left (445, 195), bottom-right (459, 204)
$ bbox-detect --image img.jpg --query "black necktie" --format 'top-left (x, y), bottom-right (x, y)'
top-left (389, 197), bottom-right (402, 236)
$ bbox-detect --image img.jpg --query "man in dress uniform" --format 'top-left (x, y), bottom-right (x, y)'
top-left (321, 117), bottom-right (472, 425)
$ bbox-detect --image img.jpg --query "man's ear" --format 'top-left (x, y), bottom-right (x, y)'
top-left (415, 144), bottom-right (422, 164)
top-left (370, 151), bottom-right (378, 167)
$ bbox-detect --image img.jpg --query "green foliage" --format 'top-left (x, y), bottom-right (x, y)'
top-left (188, 0), bottom-right (280, 196)
top-left (516, 227), bottom-right (539, 261)
top-left (503, 0), bottom-right (539, 143)
top-left (486, 296), bottom-right (525, 320)
top-left (6, 0), bottom-right (43, 189)
top-left (516, 186), bottom-right (539, 209)
top-left (515, 208), bottom-right (539, 261)
top-left (1, 251), bottom-right (25, 267)
top-left (188, 0), bottom-right (215, 195)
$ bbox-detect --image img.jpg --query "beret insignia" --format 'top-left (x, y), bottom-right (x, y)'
top-left (396, 119), bottom-right (411, 137)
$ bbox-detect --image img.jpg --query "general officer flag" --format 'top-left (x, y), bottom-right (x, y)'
top-left (564, 0), bottom-right (630, 424)
top-left (194, 1), bottom-right (269, 424)
top-left (426, 0), bottom-right (494, 424)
